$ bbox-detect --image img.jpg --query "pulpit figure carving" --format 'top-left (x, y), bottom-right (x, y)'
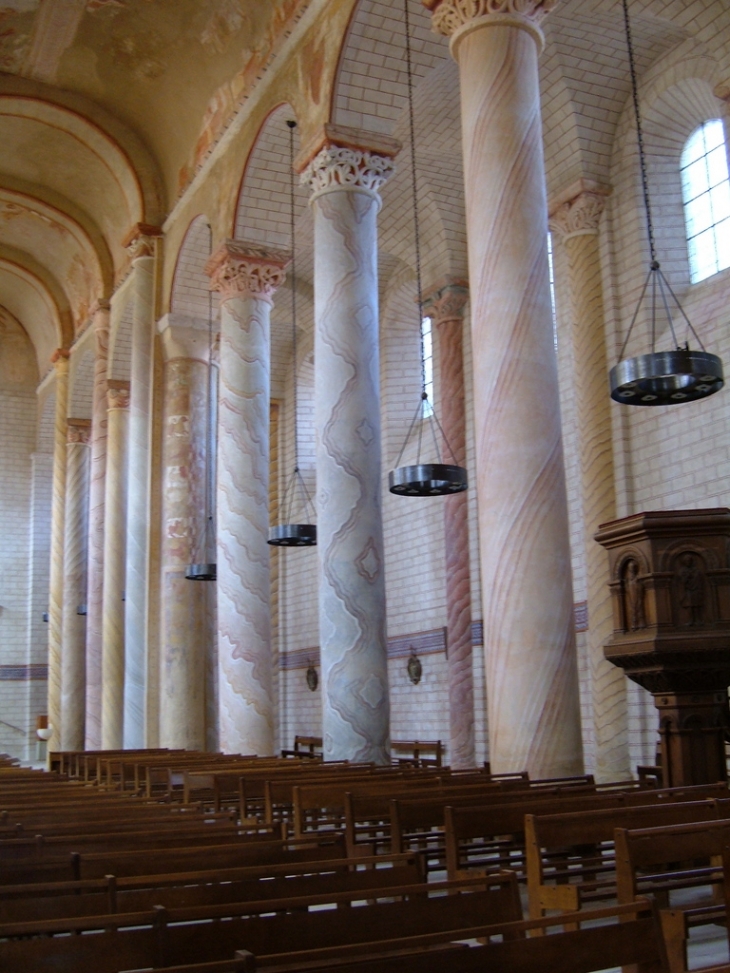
top-left (623, 559), bottom-right (644, 631)
top-left (678, 553), bottom-right (704, 626)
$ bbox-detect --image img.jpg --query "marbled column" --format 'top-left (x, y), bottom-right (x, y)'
top-left (158, 320), bottom-right (209, 750)
top-left (550, 183), bottom-right (631, 781)
top-left (426, 0), bottom-right (583, 775)
top-left (60, 418), bottom-right (91, 751)
top-left (122, 224), bottom-right (161, 748)
top-left (423, 278), bottom-right (475, 768)
top-left (206, 241), bottom-right (289, 756)
top-left (101, 380), bottom-right (129, 750)
top-left (84, 300), bottom-right (110, 749)
top-left (47, 349), bottom-right (70, 756)
top-left (299, 129), bottom-right (398, 764)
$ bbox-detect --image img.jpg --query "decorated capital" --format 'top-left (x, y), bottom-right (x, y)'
top-left (205, 240), bottom-right (289, 305)
top-left (107, 379), bottom-right (130, 410)
top-left (67, 418), bottom-right (91, 445)
top-left (122, 223), bottom-right (162, 259)
top-left (424, 0), bottom-right (555, 51)
top-left (549, 182), bottom-right (611, 239)
top-left (422, 277), bottom-right (469, 325)
top-left (297, 124), bottom-right (399, 202)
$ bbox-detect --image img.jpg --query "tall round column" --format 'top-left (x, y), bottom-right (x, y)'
top-left (122, 224), bottom-right (161, 748)
top-left (158, 320), bottom-right (210, 750)
top-left (426, 0), bottom-right (583, 775)
top-left (84, 299), bottom-right (110, 749)
top-left (550, 183), bottom-right (631, 781)
top-left (60, 418), bottom-right (91, 751)
top-left (101, 380), bottom-right (129, 749)
top-left (47, 349), bottom-right (70, 756)
top-left (206, 241), bottom-right (289, 756)
top-left (299, 129), bottom-right (397, 764)
top-left (423, 278), bottom-right (475, 768)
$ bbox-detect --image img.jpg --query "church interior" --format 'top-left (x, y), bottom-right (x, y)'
top-left (0, 0), bottom-right (730, 789)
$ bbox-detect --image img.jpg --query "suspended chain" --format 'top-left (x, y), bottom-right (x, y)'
top-left (287, 119), bottom-right (300, 471)
top-left (622, 0), bottom-right (657, 266)
top-left (403, 0), bottom-right (428, 400)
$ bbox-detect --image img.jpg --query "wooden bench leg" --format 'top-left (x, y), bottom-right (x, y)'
top-left (659, 909), bottom-right (689, 973)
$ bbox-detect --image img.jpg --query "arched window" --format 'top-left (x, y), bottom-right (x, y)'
top-left (680, 119), bottom-right (730, 283)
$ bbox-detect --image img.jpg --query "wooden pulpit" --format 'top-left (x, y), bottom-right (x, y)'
top-left (595, 509), bottom-right (730, 788)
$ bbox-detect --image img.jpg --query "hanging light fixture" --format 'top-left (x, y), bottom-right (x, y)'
top-left (388, 0), bottom-right (467, 497)
top-left (609, 0), bottom-right (724, 406)
top-left (186, 225), bottom-right (218, 580)
top-left (268, 119), bottom-right (317, 547)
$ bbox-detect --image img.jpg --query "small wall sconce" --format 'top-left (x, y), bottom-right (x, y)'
top-left (76, 604), bottom-right (87, 616)
top-left (407, 651), bottom-right (422, 685)
top-left (306, 664), bottom-right (318, 692)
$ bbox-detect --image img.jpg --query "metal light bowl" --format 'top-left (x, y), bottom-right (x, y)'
top-left (610, 349), bottom-right (724, 406)
top-left (389, 463), bottom-right (468, 496)
top-left (185, 563), bottom-right (217, 581)
top-left (268, 524), bottom-right (317, 547)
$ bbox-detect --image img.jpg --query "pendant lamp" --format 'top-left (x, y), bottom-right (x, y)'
top-left (609, 0), bottom-right (723, 406)
top-left (268, 119), bottom-right (317, 547)
top-left (389, 0), bottom-right (467, 497)
top-left (186, 224), bottom-right (217, 580)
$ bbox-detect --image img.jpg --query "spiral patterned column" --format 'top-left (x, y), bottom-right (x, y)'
top-left (122, 224), bottom-right (161, 748)
top-left (47, 350), bottom-right (70, 755)
top-left (84, 300), bottom-right (110, 749)
top-left (207, 241), bottom-right (289, 756)
top-left (550, 184), bottom-right (630, 781)
top-left (60, 419), bottom-right (91, 751)
top-left (299, 129), bottom-right (398, 764)
top-left (159, 320), bottom-right (210, 750)
top-left (101, 380), bottom-right (129, 749)
top-left (423, 278), bottom-right (475, 768)
top-left (425, 0), bottom-right (583, 776)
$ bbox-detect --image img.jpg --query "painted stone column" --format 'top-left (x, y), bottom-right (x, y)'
top-left (84, 299), bottom-right (110, 749)
top-left (101, 380), bottom-right (129, 749)
top-left (47, 349), bottom-right (70, 755)
top-left (298, 127), bottom-right (398, 764)
top-left (122, 223), bottom-right (161, 748)
top-left (423, 277), bottom-right (475, 768)
top-left (206, 241), bottom-right (289, 756)
top-left (550, 182), bottom-right (631, 782)
top-left (158, 319), bottom-right (210, 750)
top-left (425, 0), bottom-right (583, 775)
top-left (60, 418), bottom-right (91, 751)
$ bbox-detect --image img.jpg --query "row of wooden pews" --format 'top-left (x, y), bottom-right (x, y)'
top-left (1, 750), bottom-right (729, 973)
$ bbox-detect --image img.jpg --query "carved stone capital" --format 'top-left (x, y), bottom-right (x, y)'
top-left (90, 299), bottom-right (111, 317)
top-left (51, 348), bottom-right (70, 366)
top-left (422, 277), bottom-right (469, 325)
top-left (205, 240), bottom-right (290, 305)
top-left (713, 81), bottom-right (730, 107)
top-left (424, 0), bottom-right (555, 47)
top-left (67, 417), bottom-right (91, 445)
top-left (107, 379), bottom-right (130, 410)
top-left (122, 223), bottom-right (162, 259)
top-left (297, 125), bottom-right (399, 201)
top-left (549, 188), bottom-right (609, 239)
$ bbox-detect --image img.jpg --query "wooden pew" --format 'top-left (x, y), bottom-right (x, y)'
top-left (245, 899), bottom-right (670, 973)
top-left (0, 871), bottom-right (521, 972)
top-left (0, 852), bottom-right (425, 922)
top-left (615, 817), bottom-right (730, 973)
top-left (525, 797), bottom-right (723, 920)
top-left (0, 831), bottom-right (348, 885)
top-left (390, 739), bottom-right (444, 767)
top-left (443, 782), bottom-right (729, 880)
